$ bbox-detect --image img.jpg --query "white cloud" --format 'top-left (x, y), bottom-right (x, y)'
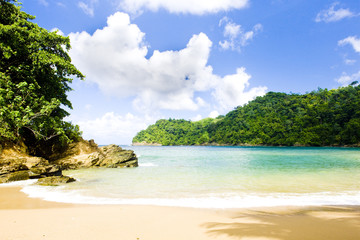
top-left (69, 12), bottom-right (266, 115)
top-left (38, 0), bottom-right (49, 6)
top-left (336, 71), bottom-right (360, 86)
top-left (78, 0), bottom-right (98, 17)
top-left (315, 2), bottom-right (356, 23)
top-left (209, 110), bottom-right (219, 118)
top-left (191, 114), bottom-right (203, 122)
top-left (76, 112), bottom-right (155, 144)
top-left (338, 36), bottom-right (360, 53)
top-left (219, 17), bottom-right (262, 52)
top-left (50, 28), bottom-right (64, 36)
top-left (69, 12), bottom-right (215, 112)
top-left (213, 68), bottom-right (267, 111)
top-left (117, 0), bottom-right (248, 15)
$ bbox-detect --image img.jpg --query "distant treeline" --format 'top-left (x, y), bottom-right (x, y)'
top-left (132, 84), bottom-right (360, 146)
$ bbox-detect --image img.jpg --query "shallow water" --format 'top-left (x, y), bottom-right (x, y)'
top-left (21, 146), bottom-right (360, 208)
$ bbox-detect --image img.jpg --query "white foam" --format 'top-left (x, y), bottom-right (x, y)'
top-left (0, 179), bottom-right (37, 187)
top-left (139, 162), bottom-right (158, 167)
top-left (20, 185), bottom-right (360, 209)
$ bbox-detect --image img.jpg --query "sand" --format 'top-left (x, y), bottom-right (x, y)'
top-left (0, 187), bottom-right (359, 240)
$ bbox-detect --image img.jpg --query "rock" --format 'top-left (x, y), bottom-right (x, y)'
top-left (0, 171), bottom-right (30, 183)
top-left (54, 142), bottom-right (138, 169)
top-left (0, 161), bottom-right (28, 175)
top-left (0, 139), bottom-right (138, 185)
top-left (36, 176), bottom-right (76, 186)
top-left (28, 164), bottom-right (62, 179)
top-left (24, 157), bottom-right (49, 169)
top-left (53, 151), bottom-right (101, 170)
top-left (0, 155), bottom-right (49, 175)
top-left (49, 139), bottom-right (99, 161)
top-left (97, 144), bottom-right (138, 168)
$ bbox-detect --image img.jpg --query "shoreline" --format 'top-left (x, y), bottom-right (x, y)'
top-left (131, 142), bottom-right (360, 148)
top-left (1, 187), bottom-right (359, 240)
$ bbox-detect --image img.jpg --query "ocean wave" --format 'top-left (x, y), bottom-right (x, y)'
top-left (139, 162), bottom-right (158, 167)
top-left (20, 185), bottom-right (360, 208)
top-left (0, 179), bottom-right (38, 187)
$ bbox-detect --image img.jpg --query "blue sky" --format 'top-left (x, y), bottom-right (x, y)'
top-left (22, 0), bottom-right (360, 144)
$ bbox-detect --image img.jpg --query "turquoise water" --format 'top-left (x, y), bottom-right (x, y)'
top-left (21, 146), bottom-right (360, 208)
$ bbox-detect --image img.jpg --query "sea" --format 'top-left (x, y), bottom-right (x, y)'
top-left (6, 146), bottom-right (360, 209)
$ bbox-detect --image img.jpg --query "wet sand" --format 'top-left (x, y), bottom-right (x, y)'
top-left (0, 187), bottom-right (359, 240)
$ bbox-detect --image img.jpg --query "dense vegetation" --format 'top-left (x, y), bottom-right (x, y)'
top-left (0, 0), bottom-right (84, 154)
top-left (133, 84), bottom-right (360, 146)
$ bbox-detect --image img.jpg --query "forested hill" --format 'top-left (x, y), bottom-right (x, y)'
top-left (132, 84), bottom-right (360, 146)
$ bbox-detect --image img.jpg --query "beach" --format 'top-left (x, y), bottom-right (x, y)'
top-left (1, 187), bottom-right (359, 240)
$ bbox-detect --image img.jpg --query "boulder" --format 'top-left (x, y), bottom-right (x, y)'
top-left (97, 144), bottom-right (138, 168)
top-left (36, 176), bottom-right (76, 186)
top-left (28, 164), bottom-right (62, 179)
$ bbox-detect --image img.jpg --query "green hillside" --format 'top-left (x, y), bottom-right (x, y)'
top-left (133, 84), bottom-right (360, 146)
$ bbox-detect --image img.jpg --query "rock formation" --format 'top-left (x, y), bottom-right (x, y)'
top-left (52, 141), bottom-right (138, 169)
top-left (37, 176), bottom-right (76, 186)
top-left (0, 139), bottom-right (138, 185)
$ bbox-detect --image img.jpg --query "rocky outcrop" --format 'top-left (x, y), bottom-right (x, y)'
top-left (0, 153), bottom-right (61, 184)
top-left (96, 145), bottom-right (138, 168)
top-left (0, 139), bottom-right (138, 184)
top-left (52, 142), bottom-right (138, 169)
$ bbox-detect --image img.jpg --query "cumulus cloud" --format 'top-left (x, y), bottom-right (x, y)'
top-left (117, 0), bottom-right (248, 15)
top-left (209, 110), bottom-right (220, 118)
top-left (315, 2), bottom-right (357, 23)
top-left (76, 112), bottom-right (155, 144)
top-left (336, 71), bottom-right (360, 86)
top-left (69, 13), bottom-right (217, 112)
top-left (213, 68), bottom-right (267, 110)
top-left (69, 12), bottom-right (266, 114)
top-left (338, 36), bottom-right (360, 53)
top-left (219, 17), bottom-right (262, 52)
top-left (78, 0), bottom-right (98, 17)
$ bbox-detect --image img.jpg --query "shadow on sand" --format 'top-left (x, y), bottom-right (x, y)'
top-left (203, 206), bottom-right (360, 240)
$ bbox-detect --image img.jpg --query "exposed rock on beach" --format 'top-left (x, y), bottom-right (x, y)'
top-left (51, 140), bottom-right (138, 169)
top-left (0, 139), bottom-right (138, 185)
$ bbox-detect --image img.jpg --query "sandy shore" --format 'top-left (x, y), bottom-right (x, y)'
top-left (0, 187), bottom-right (359, 240)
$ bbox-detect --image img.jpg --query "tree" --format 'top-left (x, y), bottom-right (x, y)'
top-left (0, 0), bottom-right (84, 146)
top-left (133, 85), bottom-right (360, 146)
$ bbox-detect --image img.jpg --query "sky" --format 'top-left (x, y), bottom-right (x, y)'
top-left (22, 0), bottom-right (360, 145)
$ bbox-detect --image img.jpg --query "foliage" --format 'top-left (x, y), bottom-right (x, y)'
top-left (133, 85), bottom-right (360, 146)
top-left (133, 117), bottom-right (223, 145)
top-left (0, 0), bottom-right (84, 146)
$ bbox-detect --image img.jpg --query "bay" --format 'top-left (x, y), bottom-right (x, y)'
top-left (21, 146), bottom-right (360, 208)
